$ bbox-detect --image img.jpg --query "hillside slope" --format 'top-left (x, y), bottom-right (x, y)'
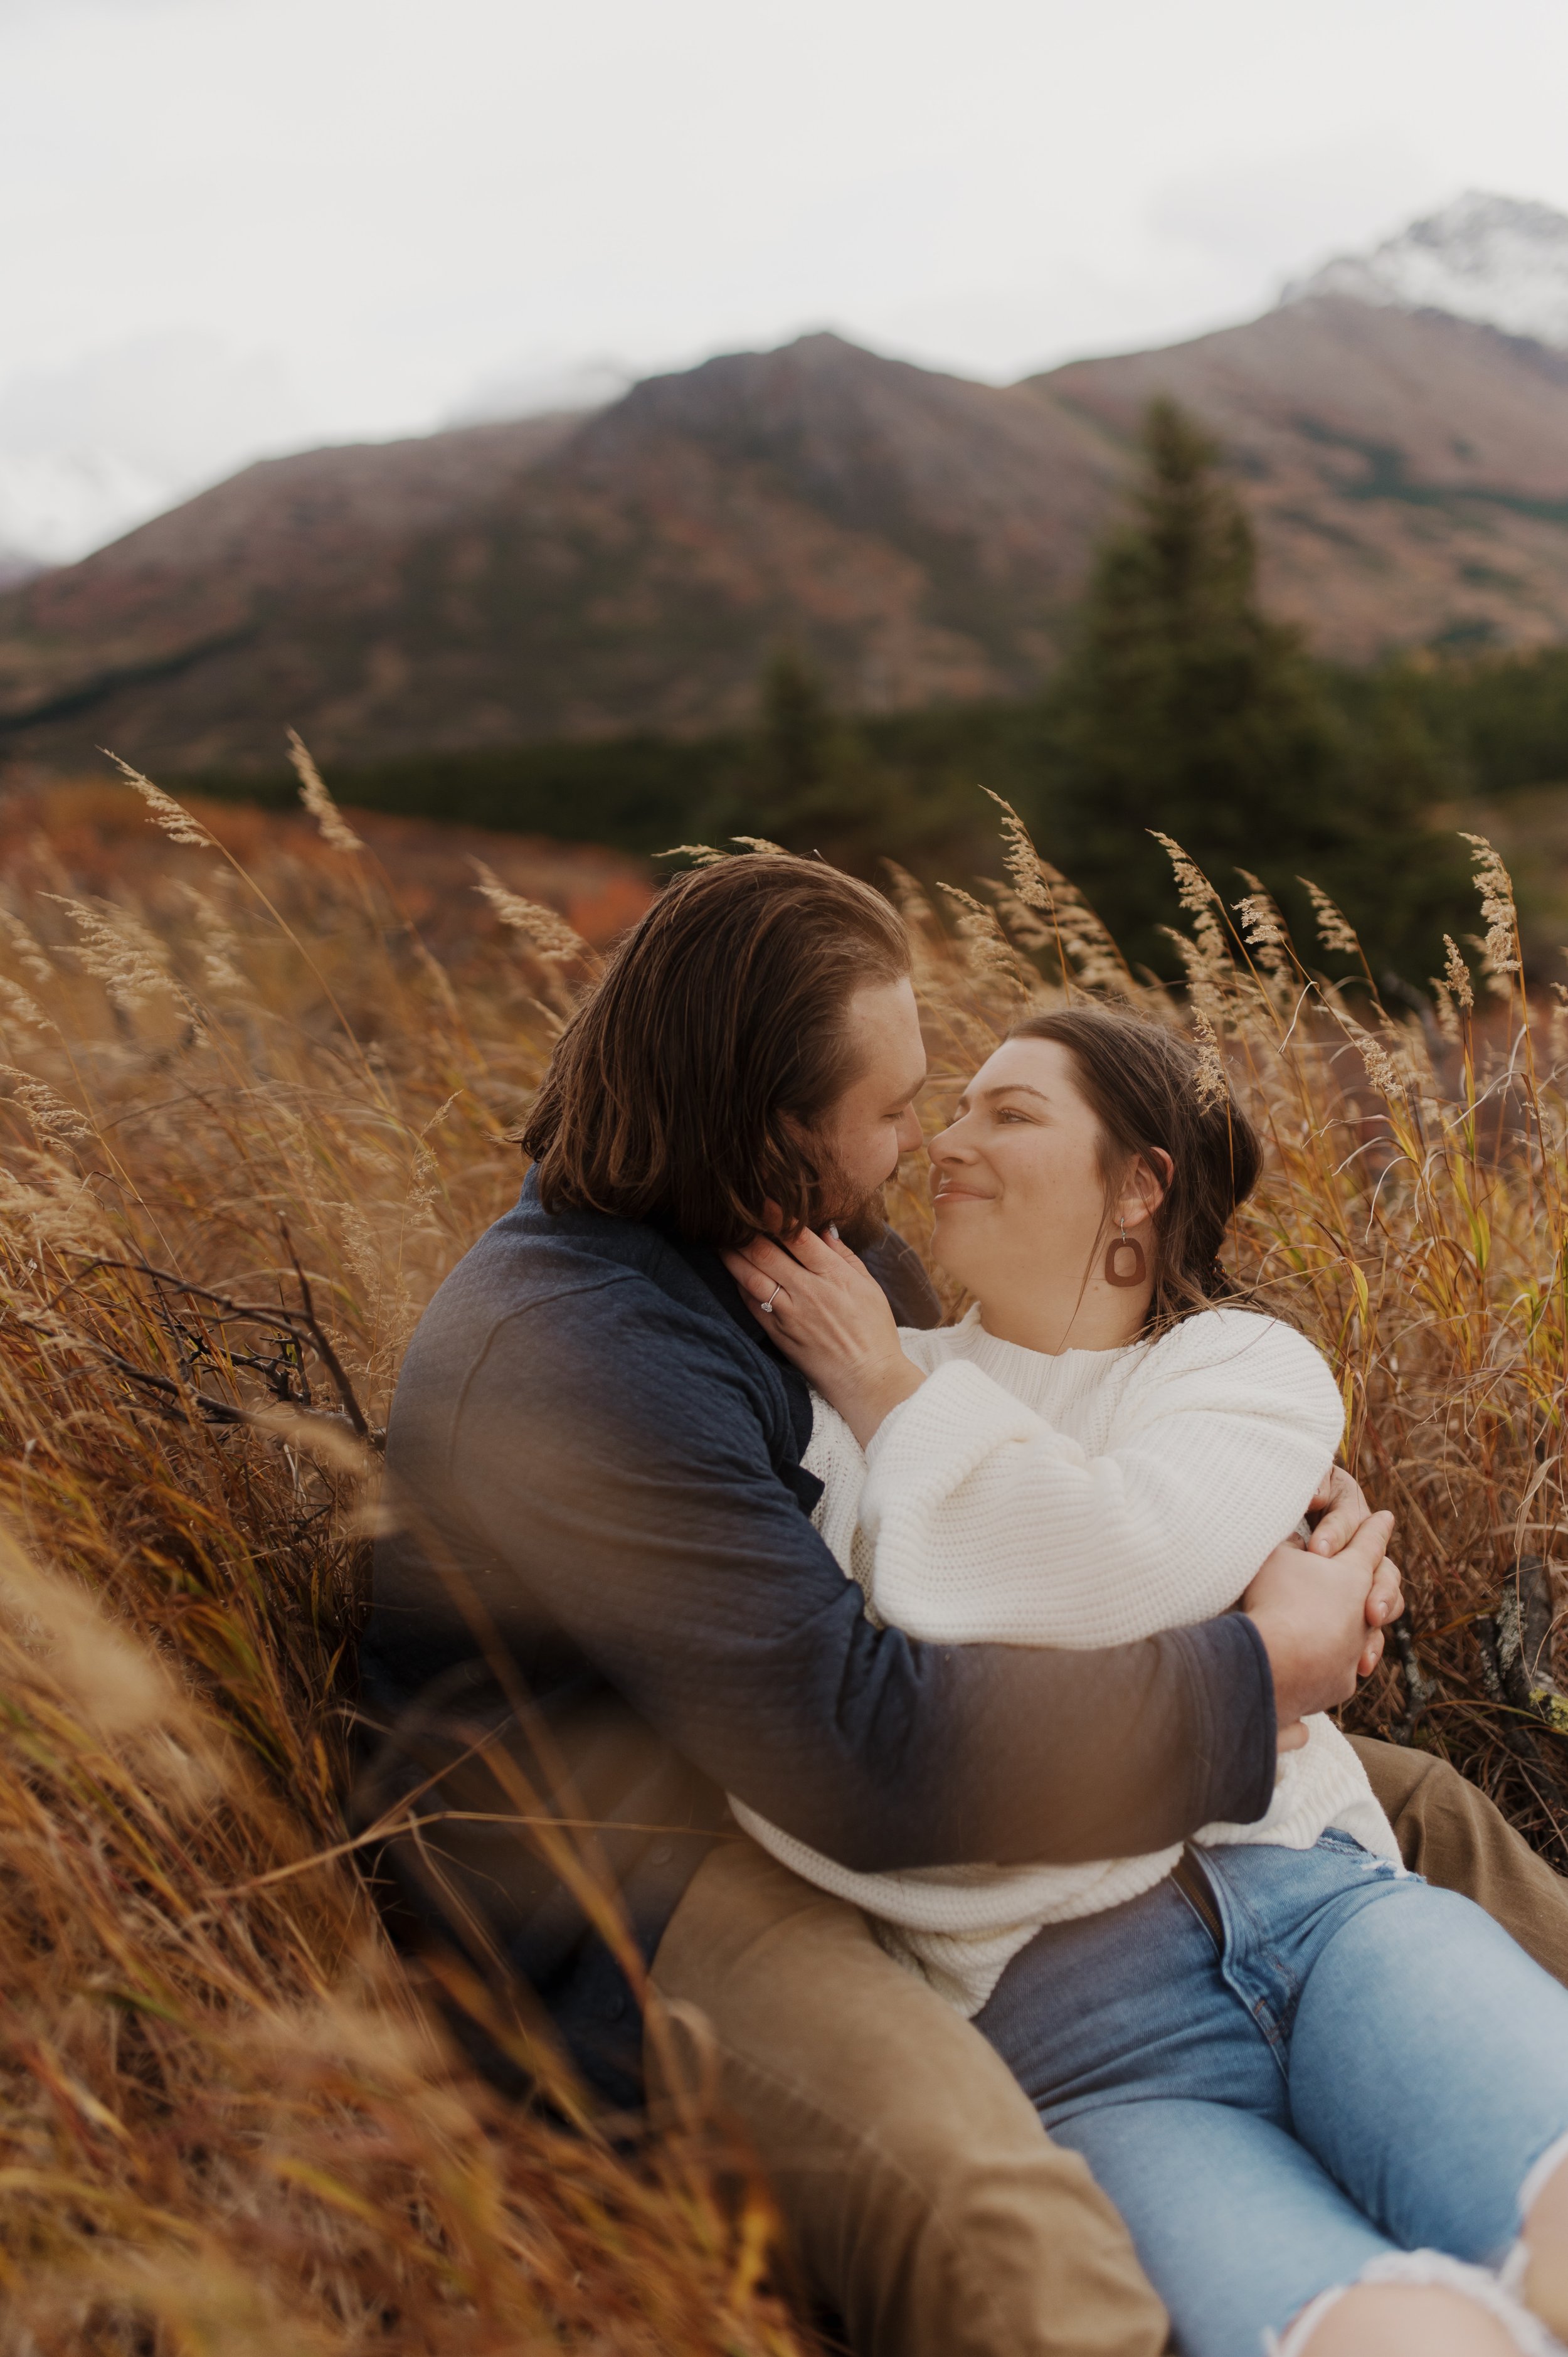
top-left (3, 302), bottom-right (1568, 774)
top-left (1034, 297), bottom-right (1568, 659)
top-left (0, 340), bottom-right (1121, 774)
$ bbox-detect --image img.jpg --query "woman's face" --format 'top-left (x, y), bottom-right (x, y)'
top-left (928, 1038), bottom-right (1115, 1308)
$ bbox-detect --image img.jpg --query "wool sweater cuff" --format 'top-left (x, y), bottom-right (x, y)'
top-left (1168, 1612), bottom-right (1278, 1832)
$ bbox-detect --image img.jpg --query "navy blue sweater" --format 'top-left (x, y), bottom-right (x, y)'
top-left (358, 1176), bottom-right (1276, 2102)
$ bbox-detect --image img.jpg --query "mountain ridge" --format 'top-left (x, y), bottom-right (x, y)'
top-left (4, 299), bottom-right (1568, 775)
top-left (1032, 297), bottom-right (1568, 658)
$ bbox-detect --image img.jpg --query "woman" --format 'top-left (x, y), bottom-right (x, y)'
top-left (723, 1006), bottom-right (1568, 2357)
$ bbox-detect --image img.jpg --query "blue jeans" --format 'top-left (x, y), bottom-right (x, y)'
top-left (973, 1833), bottom-right (1568, 2357)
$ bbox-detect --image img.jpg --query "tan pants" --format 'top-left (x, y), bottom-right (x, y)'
top-left (648, 1738), bottom-right (1568, 2357)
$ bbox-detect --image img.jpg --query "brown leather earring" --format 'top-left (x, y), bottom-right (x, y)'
top-left (1104, 1215), bottom-right (1147, 1288)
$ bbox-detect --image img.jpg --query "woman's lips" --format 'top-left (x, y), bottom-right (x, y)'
top-left (933, 1184), bottom-right (992, 1204)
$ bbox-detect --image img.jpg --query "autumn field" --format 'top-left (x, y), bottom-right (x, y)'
top-left (0, 755), bottom-right (1564, 2351)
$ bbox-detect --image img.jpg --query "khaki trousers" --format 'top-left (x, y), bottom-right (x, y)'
top-left (648, 1738), bottom-right (1568, 2357)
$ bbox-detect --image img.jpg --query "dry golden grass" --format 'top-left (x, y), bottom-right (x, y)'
top-left (0, 769), bottom-right (797, 2354)
top-left (0, 758), bottom-right (1565, 2349)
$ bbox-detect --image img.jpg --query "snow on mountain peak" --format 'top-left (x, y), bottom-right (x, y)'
top-left (1282, 191), bottom-right (1568, 348)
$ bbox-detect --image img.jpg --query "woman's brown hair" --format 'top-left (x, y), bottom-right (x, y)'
top-left (1007, 1006), bottom-right (1262, 1326)
top-left (520, 854), bottom-right (911, 1247)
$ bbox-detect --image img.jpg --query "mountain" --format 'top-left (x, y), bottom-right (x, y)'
top-left (1030, 297), bottom-right (1568, 664)
top-left (5, 230), bottom-right (1568, 775)
top-left (0, 339), bottom-right (1122, 773)
top-left (1284, 192), bottom-right (1568, 348)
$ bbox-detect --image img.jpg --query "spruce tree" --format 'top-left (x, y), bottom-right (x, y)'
top-left (714, 648), bottom-right (904, 868)
top-left (1044, 398), bottom-right (1465, 977)
top-left (756, 647), bottom-right (835, 816)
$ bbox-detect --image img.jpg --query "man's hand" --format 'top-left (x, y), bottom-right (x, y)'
top-left (1244, 1510), bottom-right (1396, 1750)
top-left (1303, 1466), bottom-right (1404, 1671)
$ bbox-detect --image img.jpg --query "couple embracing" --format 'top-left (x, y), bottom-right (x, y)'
top-left (358, 854), bottom-right (1568, 2357)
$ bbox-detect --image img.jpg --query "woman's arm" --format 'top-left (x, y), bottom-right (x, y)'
top-left (722, 1237), bottom-right (1353, 1654)
top-left (857, 1317), bottom-right (1347, 1650)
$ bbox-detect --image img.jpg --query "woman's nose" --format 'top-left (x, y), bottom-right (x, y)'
top-left (930, 1120), bottom-right (972, 1164)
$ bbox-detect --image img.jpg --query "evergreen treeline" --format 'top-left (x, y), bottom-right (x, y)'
top-left (1029, 398), bottom-right (1474, 977)
top-left (187, 402), bottom-right (1568, 984)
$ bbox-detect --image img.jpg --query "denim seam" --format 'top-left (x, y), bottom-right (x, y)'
top-left (1172, 1872), bottom-right (1223, 1957)
top-left (1202, 1853), bottom-right (1297, 2071)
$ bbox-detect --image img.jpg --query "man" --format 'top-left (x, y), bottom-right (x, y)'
top-left (358, 853), bottom-right (1568, 2357)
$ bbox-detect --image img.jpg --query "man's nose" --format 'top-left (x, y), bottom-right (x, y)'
top-left (896, 1106), bottom-right (923, 1154)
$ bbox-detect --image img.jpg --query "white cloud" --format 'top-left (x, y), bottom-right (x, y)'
top-left (0, 333), bottom-right (311, 563)
top-left (2, 0), bottom-right (1568, 555)
top-left (1150, 139), bottom-right (1449, 292)
top-left (446, 354), bottom-right (634, 428)
top-left (0, 333), bottom-right (307, 481)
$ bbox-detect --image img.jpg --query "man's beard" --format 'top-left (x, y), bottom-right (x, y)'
top-left (832, 1189), bottom-right (889, 1252)
top-left (809, 1157), bottom-right (889, 1252)
top-left (783, 1117), bottom-right (896, 1249)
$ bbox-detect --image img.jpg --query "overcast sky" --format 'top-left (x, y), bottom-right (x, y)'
top-left (4, 0), bottom-right (1568, 513)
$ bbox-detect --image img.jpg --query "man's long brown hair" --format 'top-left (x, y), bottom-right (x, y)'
top-left (521, 854), bottom-right (911, 1247)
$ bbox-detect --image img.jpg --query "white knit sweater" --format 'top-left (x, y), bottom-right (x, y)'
top-left (732, 1305), bottom-right (1400, 2013)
